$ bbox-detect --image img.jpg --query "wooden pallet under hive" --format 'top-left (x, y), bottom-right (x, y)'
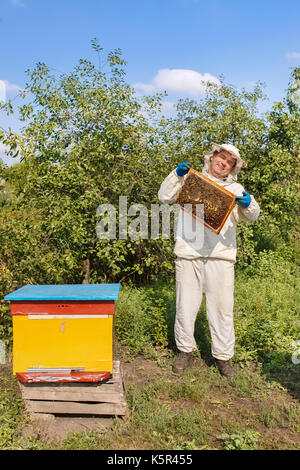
top-left (18, 361), bottom-right (127, 417)
top-left (174, 168), bottom-right (236, 234)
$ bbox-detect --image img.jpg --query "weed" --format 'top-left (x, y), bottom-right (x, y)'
top-left (284, 403), bottom-right (300, 431)
top-left (168, 374), bottom-right (210, 402)
top-left (62, 430), bottom-right (102, 451)
top-left (258, 408), bottom-right (282, 428)
top-left (230, 368), bottom-right (265, 398)
top-left (220, 429), bottom-right (261, 450)
top-left (0, 371), bottom-right (25, 449)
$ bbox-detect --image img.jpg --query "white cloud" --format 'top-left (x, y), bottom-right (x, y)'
top-left (286, 52), bottom-right (300, 59)
top-left (0, 142), bottom-right (21, 166)
top-left (133, 82), bottom-right (156, 94)
top-left (0, 81), bottom-right (5, 102)
top-left (137, 100), bottom-right (176, 120)
top-left (134, 68), bottom-right (221, 97)
top-left (245, 80), bottom-right (258, 87)
top-left (0, 80), bottom-right (23, 101)
top-left (160, 101), bottom-right (176, 113)
top-left (0, 143), bottom-right (9, 154)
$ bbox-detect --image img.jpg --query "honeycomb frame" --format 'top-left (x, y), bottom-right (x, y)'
top-left (174, 168), bottom-right (236, 234)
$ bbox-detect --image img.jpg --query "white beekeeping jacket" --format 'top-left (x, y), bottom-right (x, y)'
top-left (158, 168), bottom-right (260, 263)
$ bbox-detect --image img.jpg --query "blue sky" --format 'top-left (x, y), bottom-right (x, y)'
top-left (1, 0), bottom-right (299, 165)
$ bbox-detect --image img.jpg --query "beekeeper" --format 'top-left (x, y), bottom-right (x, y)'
top-left (158, 143), bottom-right (260, 377)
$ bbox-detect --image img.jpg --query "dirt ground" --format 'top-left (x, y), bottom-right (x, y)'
top-left (23, 413), bottom-right (114, 442)
top-left (11, 352), bottom-right (201, 442)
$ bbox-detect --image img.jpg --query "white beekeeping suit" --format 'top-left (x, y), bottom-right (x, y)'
top-left (158, 143), bottom-right (260, 370)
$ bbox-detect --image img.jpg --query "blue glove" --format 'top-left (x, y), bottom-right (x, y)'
top-left (176, 161), bottom-right (191, 176)
top-left (236, 191), bottom-right (251, 209)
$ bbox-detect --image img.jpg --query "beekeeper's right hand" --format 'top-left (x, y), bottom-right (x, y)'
top-left (176, 162), bottom-right (191, 176)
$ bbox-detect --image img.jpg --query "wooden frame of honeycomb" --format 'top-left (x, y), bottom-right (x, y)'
top-left (174, 168), bottom-right (236, 234)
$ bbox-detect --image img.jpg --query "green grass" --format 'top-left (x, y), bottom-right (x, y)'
top-left (0, 351), bottom-right (299, 450)
top-left (0, 254), bottom-right (299, 450)
top-left (115, 254), bottom-right (300, 377)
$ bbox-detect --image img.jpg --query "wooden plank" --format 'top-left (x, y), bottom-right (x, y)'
top-left (106, 376), bottom-right (120, 384)
top-left (19, 381), bottom-right (122, 394)
top-left (106, 361), bottom-right (121, 383)
top-left (26, 400), bottom-right (127, 416)
top-left (21, 388), bottom-right (124, 403)
top-left (19, 360), bottom-right (127, 416)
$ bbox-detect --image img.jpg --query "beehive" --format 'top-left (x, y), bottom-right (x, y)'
top-left (174, 168), bottom-right (236, 234)
top-left (4, 284), bottom-right (120, 383)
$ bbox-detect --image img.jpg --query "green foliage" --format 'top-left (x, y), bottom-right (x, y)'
top-left (0, 260), bottom-right (16, 344)
top-left (114, 284), bottom-right (169, 354)
top-left (0, 43), bottom-right (299, 355)
top-left (220, 430), bottom-right (260, 450)
top-left (0, 54), bottom-right (299, 453)
top-left (114, 255), bottom-right (299, 373)
top-left (167, 73), bottom-right (299, 267)
top-left (0, 41), bottom-right (175, 289)
top-left (127, 384), bottom-right (209, 448)
top-left (0, 376), bottom-right (25, 449)
top-left (233, 253), bottom-right (300, 368)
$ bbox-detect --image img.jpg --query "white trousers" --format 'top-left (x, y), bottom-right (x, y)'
top-left (175, 257), bottom-right (235, 361)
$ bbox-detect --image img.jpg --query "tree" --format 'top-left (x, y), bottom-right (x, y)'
top-left (162, 72), bottom-right (299, 266)
top-left (0, 41), bottom-right (173, 286)
top-left (0, 42), bottom-right (298, 290)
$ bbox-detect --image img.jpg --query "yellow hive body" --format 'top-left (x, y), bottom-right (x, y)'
top-left (12, 315), bottom-right (113, 375)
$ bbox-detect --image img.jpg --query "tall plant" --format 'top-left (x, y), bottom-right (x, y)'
top-left (0, 41), bottom-right (173, 285)
top-left (163, 71), bottom-right (299, 266)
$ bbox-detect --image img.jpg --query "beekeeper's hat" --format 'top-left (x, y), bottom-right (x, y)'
top-left (203, 142), bottom-right (247, 179)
